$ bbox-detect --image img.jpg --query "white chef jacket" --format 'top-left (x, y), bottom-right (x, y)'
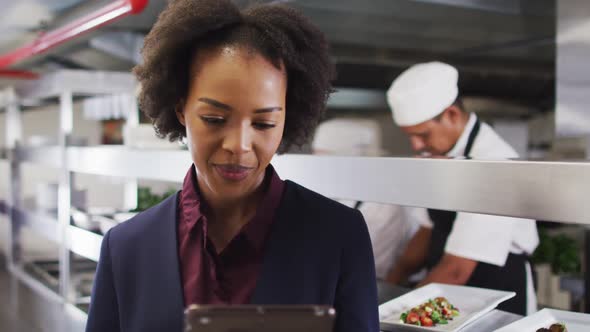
top-left (339, 200), bottom-right (419, 279)
top-left (414, 113), bottom-right (539, 313)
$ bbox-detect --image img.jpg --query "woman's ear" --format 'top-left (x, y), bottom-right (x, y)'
top-left (175, 102), bottom-right (186, 127)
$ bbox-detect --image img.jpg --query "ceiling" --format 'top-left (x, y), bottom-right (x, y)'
top-left (0, 0), bottom-right (556, 113)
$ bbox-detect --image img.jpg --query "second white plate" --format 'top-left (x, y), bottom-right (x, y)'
top-left (494, 308), bottom-right (590, 332)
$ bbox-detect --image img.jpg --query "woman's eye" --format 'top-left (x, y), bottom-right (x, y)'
top-left (200, 116), bottom-right (225, 125)
top-left (253, 122), bottom-right (276, 130)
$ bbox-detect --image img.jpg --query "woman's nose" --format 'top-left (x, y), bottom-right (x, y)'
top-left (222, 123), bottom-right (253, 154)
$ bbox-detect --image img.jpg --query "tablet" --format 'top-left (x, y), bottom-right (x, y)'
top-left (184, 304), bottom-right (336, 332)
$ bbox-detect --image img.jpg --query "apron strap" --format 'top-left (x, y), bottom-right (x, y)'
top-left (464, 117), bottom-right (481, 158)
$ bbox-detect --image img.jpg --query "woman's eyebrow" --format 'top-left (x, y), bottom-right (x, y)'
top-left (198, 97), bottom-right (283, 113)
top-left (254, 107), bottom-right (283, 113)
top-left (198, 97), bottom-right (232, 111)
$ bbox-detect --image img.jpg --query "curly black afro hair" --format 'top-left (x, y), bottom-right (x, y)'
top-left (134, 0), bottom-right (335, 153)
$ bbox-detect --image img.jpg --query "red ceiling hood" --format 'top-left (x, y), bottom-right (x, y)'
top-left (0, 70), bottom-right (39, 79)
top-left (0, 0), bottom-right (149, 69)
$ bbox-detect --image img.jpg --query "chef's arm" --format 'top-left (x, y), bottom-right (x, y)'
top-left (417, 253), bottom-right (477, 287)
top-left (385, 226), bottom-right (431, 285)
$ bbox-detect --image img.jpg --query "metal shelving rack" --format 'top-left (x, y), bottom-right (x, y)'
top-left (2, 70), bottom-right (590, 324)
top-left (0, 70), bottom-right (138, 320)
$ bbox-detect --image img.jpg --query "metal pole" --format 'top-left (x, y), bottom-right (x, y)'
top-left (58, 91), bottom-right (73, 302)
top-left (4, 87), bottom-right (24, 327)
top-left (123, 93), bottom-right (139, 211)
top-left (4, 87), bottom-right (23, 269)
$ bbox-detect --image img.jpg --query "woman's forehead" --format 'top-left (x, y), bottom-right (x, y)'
top-left (190, 45), bottom-right (284, 77)
top-left (184, 46), bottom-right (287, 109)
top-left (188, 48), bottom-right (285, 87)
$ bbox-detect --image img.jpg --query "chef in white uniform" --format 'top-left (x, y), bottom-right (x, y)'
top-left (384, 62), bottom-right (539, 315)
top-left (312, 118), bottom-right (419, 280)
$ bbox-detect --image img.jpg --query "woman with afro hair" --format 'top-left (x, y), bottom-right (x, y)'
top-left (86, 1), bottom-right (378, 331)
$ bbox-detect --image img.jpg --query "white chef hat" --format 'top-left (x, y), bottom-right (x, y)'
top-left (312, 118), bottom-right (383, 157)
top-left (386, 61), bottom-right (459, 126)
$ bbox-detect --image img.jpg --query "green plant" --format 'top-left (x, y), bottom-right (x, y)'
top-left (132, 187), bottom-right (178, 212)
top-left (532, 229), bottom-right (555, 265)
top-left (551, 234), bottom-right (581, 274)
top-left (532, 228), bottom-right (581, 275)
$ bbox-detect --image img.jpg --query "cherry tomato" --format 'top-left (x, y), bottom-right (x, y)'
top-left (406, 312), bottom-right (420, 325)
top-left (442, 307), bottom-right (450, 317)
top-left (420, 316), bottom-right (434, 327)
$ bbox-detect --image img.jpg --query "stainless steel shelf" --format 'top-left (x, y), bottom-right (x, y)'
top-left (8, 144), bottom-right (590, 223)
top-left (2, 73), bottom-right (136, 324)
top-left (67, 146), bottom-right (191, 182)
top-left (16, 70), bottom-right (136, 100)
top-left (67, 226), bottom-right (102, 262)
top-left (4, 205), bottom-right (103, 262)
top-left (64, 146), bottom-right (590, 225)
top-left (8, 265), bottom-right (63, 303)
top-left (16, 208), bottom-right (61, 243)
top-left (15, 146), bottom-right (61, 168)
top-left (273, 155), bottom-right (590, 225)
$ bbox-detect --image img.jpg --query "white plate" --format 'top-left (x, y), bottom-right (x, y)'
top-left (494, 308), bottom-right (590, 332)
top-left (379, 283), bottom-right (515, 332)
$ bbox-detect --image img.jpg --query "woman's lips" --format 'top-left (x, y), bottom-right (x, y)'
top-left (213, 164), bottom-right (254, 181)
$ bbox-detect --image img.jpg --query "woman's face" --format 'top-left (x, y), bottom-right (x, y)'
top-left (177, 46), bottom-right (286, 201)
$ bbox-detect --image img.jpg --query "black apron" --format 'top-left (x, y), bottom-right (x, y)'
top-left (425, 118), bottom-right (529, 315)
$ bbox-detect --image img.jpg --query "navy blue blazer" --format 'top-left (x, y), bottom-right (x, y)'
top-left (86, 180), bottom-right (379, 332)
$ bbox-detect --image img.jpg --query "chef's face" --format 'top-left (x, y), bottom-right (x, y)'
top-left (176, 46), bottom-right (286, 201)
top-left (400, 108), bottom-right (462, 156)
